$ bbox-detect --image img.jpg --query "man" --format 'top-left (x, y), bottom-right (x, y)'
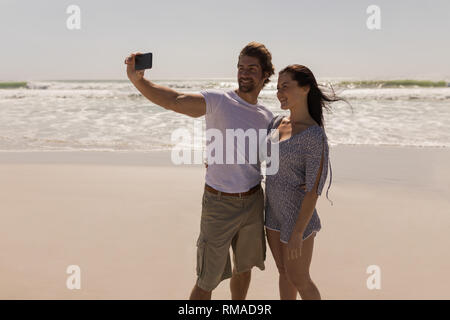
top-left (124, 42), bottom-right (275, 300)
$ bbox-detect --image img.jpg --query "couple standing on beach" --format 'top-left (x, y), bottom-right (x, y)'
top-left (125, 42), bottom-right (340, 300)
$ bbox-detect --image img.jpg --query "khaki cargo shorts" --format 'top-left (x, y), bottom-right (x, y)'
top-left (195, 186), bottom-right (266, 292)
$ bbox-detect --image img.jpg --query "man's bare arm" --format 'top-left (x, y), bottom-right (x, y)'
top-left (125, 53), bottom-right (206, 118)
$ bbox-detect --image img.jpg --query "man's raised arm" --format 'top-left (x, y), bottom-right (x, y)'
top-left (125, 53), bottom-right (206, 118)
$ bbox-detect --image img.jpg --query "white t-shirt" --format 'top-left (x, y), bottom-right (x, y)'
top-left (200, 89), bottom-right (274, 193)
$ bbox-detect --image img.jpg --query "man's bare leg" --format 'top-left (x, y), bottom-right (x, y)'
top-left (189, 284), bottom-right (212, 300)
top-left (230, 268), bottom-right (251, 300)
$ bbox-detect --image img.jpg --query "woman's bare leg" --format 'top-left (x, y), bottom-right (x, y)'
top-left (282, 233), bottom-right (321, 300)
top-left (266, 228), bottom-right (297, 300)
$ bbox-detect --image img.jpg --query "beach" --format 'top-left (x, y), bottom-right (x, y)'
top-left (1, 145), bottom-right (449, 299)
top-left (1, 0), bottom-right (449, 303)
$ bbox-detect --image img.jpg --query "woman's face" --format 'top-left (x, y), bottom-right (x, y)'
top-left (277, 72), bottom-right (309, 110)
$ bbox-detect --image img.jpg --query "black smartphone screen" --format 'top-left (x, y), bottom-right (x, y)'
top-left (135, 53), bottom-right (153, 70)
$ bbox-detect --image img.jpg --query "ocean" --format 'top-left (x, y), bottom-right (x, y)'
top-left (0, 79), bottom-right (449, 152)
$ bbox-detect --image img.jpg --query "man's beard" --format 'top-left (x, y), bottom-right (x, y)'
top-left (238, 80), bottom-right (256, 93)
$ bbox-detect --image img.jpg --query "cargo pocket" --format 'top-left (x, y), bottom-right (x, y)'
top-left (262, 228), bottom-right (267, 261)
top-left (196, 237), bottom-right (207, 277)
top-left (202, 193), bottom-right (207, 206)
top-left (202, 192), bottom-right (210, 207)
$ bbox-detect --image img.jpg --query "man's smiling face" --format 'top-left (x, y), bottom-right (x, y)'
top-left (237, 55), bottom-right (267, 93)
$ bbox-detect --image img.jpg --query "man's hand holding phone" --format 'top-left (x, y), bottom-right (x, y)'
top-left (125, 52), bottom-right (152, 84)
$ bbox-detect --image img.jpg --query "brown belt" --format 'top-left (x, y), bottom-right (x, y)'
top-left (205, 183), bottom-right (261, 197)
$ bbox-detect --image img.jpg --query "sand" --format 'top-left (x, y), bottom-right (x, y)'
top-left (0, 146), bottom-right (449, 299)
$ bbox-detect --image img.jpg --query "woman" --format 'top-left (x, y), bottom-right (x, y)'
top-left (264, 64), bottom-right (341, 300)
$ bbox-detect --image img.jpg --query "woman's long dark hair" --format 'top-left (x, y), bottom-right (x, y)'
top-left (279, 65), bottom-right (346, 128)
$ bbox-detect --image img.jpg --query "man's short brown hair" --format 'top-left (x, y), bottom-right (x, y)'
top-left (238, 42), bottom-right (275, 87)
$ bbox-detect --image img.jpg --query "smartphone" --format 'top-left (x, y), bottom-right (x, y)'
top-left (135, 52), bottom-right (153, 70)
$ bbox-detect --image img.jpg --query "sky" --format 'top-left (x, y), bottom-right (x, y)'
top-left (0, 0), bottom-right (449, 81)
